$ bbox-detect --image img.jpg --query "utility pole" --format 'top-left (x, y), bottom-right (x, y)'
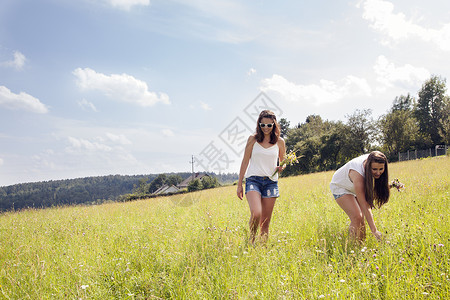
top-left (189, 155), bottom-right (195, 181)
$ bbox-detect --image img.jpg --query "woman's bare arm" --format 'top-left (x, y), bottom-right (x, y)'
top-left (237, 136), bottom-right (256, 199)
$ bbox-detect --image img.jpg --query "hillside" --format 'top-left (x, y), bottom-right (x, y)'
top-left (0, 172), bottom-right (238, 212)
top-left (0, 156), bottom-right (448, 298)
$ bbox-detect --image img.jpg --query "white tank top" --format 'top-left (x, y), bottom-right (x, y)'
top-left (329, 154), bottom-right (369, 195)
top-left (245, 142), bottom-right (280, 181)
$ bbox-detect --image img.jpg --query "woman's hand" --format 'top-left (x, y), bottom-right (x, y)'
top-left (372, 230), bottom-right (382, 241)
top-left (237, 185), bottom-right (243, 200)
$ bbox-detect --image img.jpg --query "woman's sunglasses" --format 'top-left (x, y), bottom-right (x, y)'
top-left (259, 123), bottom-right (274, 128)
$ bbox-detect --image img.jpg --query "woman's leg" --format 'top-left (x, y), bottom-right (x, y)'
top-left (355, 197), bottom-right (366, 240)
top-left (246, 191), bottom-right (262, 244)
top-left (260, 197), bottom-right (277, 242)
top-left (335, 195), bottom-right (365, 241)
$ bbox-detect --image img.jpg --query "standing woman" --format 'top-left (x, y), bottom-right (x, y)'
top-left (237, 110), bottom-right (286, 244)
top-left (330, 151), bottom-right (391, 242)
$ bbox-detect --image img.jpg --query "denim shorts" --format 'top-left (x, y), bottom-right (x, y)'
top-left (332, 193), bottom-right (346, 200)
top-left (245, 176), bottom-right (280, 198)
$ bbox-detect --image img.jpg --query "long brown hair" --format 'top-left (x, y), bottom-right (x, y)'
top-left (255, 110), bottom-right (280, 144)
top-left (364, 151), bottom-right (390, 208)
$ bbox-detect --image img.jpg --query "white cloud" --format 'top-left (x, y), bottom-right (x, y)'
top-left (67, 136), bottom-right (112, 152)
top-left (261, 74), bottom-right (372, 105)
top-left (106, 0), bottom-right (150, 10)
top-left (1, 51), bottom-right (26, 70)
top-left (200, 101), bottom-right (212, 111)
top-left (0, 86), bottom-right (48, 113)
top-left (374, 55), bottom-right (430, 89)
top-left (32, 151), bottom-right (57, 170)
top-left (0, 158), bottom-right (3, 166)
top-left (73, 67), bottom-right (170, 107)
top-left (247, 68), bottom-right (257, 76)
top-left (105, 132), bottom-right (132, 145)
top-left (67, 133), bottom-right (132, 153)
top-left (362, 0), bottom-right (450, 50)
top-left (77, 98), bottom-right (98, 112)
top-left (162, 129), bottom-right (175, 137)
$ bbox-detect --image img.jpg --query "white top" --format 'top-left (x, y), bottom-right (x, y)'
top-left (245, 142), bottom-right (279, 181)
top-left (329, 154), bottom-right (369, 196)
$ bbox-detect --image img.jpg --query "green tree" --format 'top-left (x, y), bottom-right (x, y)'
top-left (284, 115), bottom-right (323, 175)
top-left (297, 137), bottom-right (322, 173)
top-left (134, 178), bottom-right (149, 195)
top-left (440, 99), bottom-right (450, 144)
top-left (188, 179), bottom-right (203, 192)
top-left (392, 94), bottom-right (414, 112)
top-left (201, 176), bottom-right (219, 189)
top-left (415, 75), bottom-right (449, 145)
top-left (166, 175), bottom-right (182, 187)
top-left (278, 118), bottom-right (291, 138)
top-left (319, 121), bottom-right (350, 170)
top-left (345, 109), bottom-right (375, 154)
top-left (379, 110), bottom-right (418, 156)
top-left (284, 115), bottom-right (352, 174)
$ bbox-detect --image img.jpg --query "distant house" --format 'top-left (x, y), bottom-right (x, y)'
top-left (177, 173), bottom-right (210, 189)
top-left (151, 173), bottom-right (211, 195)
top-left (152, 184), bottom-right (180, 195)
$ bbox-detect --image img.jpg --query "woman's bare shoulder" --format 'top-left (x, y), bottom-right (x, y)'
top-left (247, 135), bottom-right (257, 144)
top-left (277, 137), bottom-right (285, 146)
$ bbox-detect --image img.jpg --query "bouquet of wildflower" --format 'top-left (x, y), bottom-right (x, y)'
top-left (390, 178), bottom-right (405, 191)
top-left (272, 150), bottom-right (300, 177)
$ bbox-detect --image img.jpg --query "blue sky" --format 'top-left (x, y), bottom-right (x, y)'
top-left (1, 0), bottom-right (449, 186)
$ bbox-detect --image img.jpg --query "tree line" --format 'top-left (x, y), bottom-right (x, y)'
top-left (0, 172), bottom-right (237, 212)
top-left (280, 75), bottom-right (449, 176)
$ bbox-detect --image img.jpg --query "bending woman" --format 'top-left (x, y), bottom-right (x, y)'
top-left (330, 151), bottom-right (390, 242)
top-left (237, 110), bottom-right (286, 244)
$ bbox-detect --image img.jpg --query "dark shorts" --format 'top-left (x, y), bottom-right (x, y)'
top-left (245, 176), bottom-right (280, 198)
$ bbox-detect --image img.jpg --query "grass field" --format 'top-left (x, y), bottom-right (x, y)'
top-left (1, 156), bottom-right (449, 299)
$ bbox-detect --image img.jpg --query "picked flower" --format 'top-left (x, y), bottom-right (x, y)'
top-left (390, 178), bottom-right (405, 191)
top-left (272, 150), bottom-right (300, 177)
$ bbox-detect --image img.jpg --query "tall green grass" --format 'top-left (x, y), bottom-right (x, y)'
top-left (1, 156), bottom-right (449, 299)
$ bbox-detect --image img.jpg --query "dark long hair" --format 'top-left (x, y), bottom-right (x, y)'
top-left (255, 110), bottom-right (280, 144)
top-left (364, 151), bottom-right (390, 208)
